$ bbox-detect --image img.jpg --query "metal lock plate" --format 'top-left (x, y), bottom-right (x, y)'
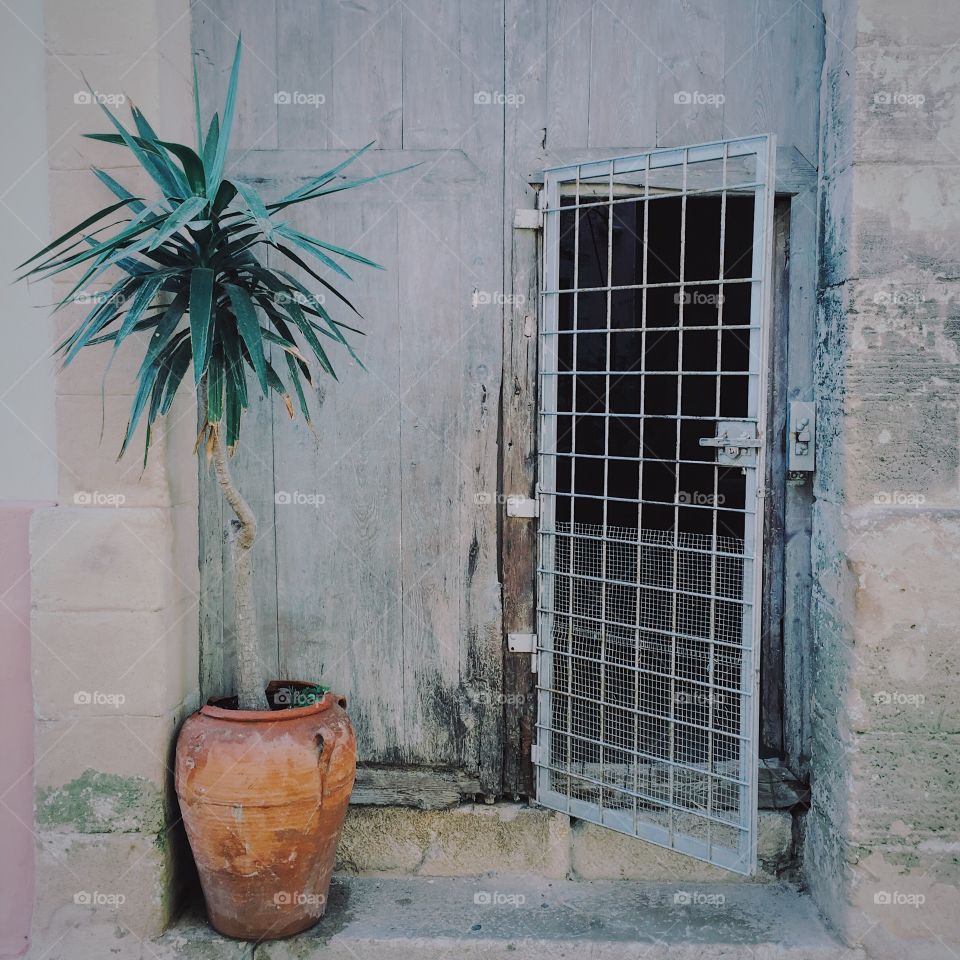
top-left (699, 421), bottom-right (761, 467)
top-left (787, 401), bottom-right (816, 472)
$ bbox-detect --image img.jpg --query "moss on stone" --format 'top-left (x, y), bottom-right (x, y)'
top-left (35, 769), bottom-right (164, 835)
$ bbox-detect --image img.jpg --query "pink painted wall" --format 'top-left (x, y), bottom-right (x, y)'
top-left (0, 505), bottom-right (42, 958)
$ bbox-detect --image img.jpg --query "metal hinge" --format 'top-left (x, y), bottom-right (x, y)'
top-left (507, 632), bottom-right (538, 671)
top-left (530, 743), bottom-right (540, 766)
top-left (513, 207), bottom-right (542, 230)
top-left (513, 190), bottom-right (545, 230)
top-left (506, 495), bottom-right (539, 518)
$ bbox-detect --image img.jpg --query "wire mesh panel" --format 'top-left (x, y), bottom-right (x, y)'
top-left (535, 137), bottom-right (776, 875)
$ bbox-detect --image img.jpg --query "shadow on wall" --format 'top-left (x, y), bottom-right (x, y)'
top-left (0, 507), bottom-right (42, 959)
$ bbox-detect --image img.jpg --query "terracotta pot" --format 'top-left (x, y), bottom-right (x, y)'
top-left (175, 682), bottom-right (356, 940)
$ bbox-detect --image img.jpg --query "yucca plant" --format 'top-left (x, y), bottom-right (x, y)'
top-left (17, 38), bottom-right (411, 711)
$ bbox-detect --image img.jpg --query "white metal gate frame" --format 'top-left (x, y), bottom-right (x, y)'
top-left (533, 135), bottom-right (777, 875)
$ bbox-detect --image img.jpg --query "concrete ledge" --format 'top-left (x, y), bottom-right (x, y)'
top-left (336, 803), bottom-right (796, 882)
top-left (142, 877), bottom-right (861, 959)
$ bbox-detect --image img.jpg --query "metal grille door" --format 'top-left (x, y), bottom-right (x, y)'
top-left (534, 136), bottom-right (776, 875)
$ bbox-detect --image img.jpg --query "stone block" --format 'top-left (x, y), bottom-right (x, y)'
top-left (35, 769), bottom-right (164, 836)
top-left (32, 610), bottom-right (190, 719)
top-left (569, 811), bottom-right (793, 882)
top-left (33, 713), bottom-right (177, 794)
top-left (853, 163), bottom-right (960, 282)
top-left (418, 805), bottom-right (570, 878)
top-left (51, 294), bottom-right (144, 398)
top-left (337, 806), bottom-right (436, 874)
top-left (47, 168), bottom-right (127, 242)
top-left (55, 395), bottom-right (172, 508)
top-left (858, 0), bottom-right (960, 47)
top-left (854, 45), bottom-right (960, 166)
top-left (846, 733), bottom-right (960, 843)
top-left (30, 506), bottom-right (173, 612)
top-left (44, 0), bottom-right (158, 56)
top-left (45, 55), bottom-right (160, 171)
top-left (32, 831), bottom-right (172, 946)
top-left (337, 804), bottom-right (571, 879)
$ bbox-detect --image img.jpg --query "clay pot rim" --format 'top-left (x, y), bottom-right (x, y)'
top-left (201, 682), bottom-right (347, 723)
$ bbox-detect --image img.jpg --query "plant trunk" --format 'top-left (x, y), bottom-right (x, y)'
top-left (210, 422), bottom-right (269, 712)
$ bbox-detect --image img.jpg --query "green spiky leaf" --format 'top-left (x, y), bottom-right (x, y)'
top-left (16, 40), bottom-right (411, 464)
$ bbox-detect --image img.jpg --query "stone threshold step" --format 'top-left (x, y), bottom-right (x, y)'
top-left (156, 876), bottom-right (865, 959)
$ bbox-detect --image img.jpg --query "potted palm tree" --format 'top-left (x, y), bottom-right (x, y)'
top-left (18, 39), bottom-right (411, 941)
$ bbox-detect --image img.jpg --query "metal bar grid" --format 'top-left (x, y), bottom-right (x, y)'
top-left (534, 136), bottom-right (775, 876)
top-left (539, 491), bottom-right (756, 515)
top-left (540, 275), bottom-right (760, 295)
top-left (532, 633), bottom-right (753, 694)
top-left (547, 184), bottom-right (765, 213)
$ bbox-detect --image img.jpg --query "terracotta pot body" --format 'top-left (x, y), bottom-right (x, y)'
top-left (175, 683), bottom-right (356, 940)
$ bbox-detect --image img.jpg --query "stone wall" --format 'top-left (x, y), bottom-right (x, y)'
top-left (27, 2), bottom-right (198, 953)
top-left (806, 1), bottom-right (960, 955)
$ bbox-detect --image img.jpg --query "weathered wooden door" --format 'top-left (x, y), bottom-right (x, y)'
top-left (194, 0), bottom-right (506, 802)
top-left (194, 0), bottom-right (821, 809)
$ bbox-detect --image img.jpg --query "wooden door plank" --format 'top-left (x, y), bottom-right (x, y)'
top-left (655, 0), bottom-right (725, 147)
top-left (276, 0), bottom-right (334, 150)
top-left (587, 0), bottom-right (658, 150)
top-left (274, 199), bottom-right (405, 762)
top-left (782, 184), bottom-right (818, 775)
top-left (397, 199), bottom-right (465, 766)
top-left (502, 0), bottom-right (549, 796)
top-left (351, 765), bottom-right (482, 808)
top-left (193, 0), bottom-right (279, 152)
top-left (458, 0), bottom-right (507, 795)
top-left (330, 0), bottom-right (403, 149)
top-left (400, 0), bottom-right (463, 150)
top-left (545, 0), bottom-right (593, 150)
top-left (760, 201), bottom-right (790, 756)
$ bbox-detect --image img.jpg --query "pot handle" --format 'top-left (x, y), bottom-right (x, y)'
top-left (316, 732), bottom-right (335, 778)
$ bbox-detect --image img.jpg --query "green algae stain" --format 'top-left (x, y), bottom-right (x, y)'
top-left (35, 769), bottom-right (164, 835)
